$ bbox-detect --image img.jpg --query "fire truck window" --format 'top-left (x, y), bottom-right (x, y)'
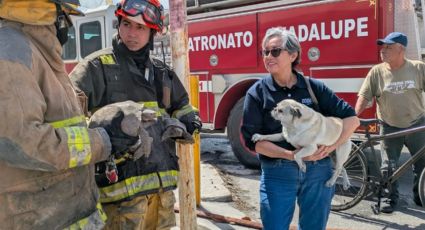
top-left (62, 26), bottom-right (76, 60)
top-left (80, 21), bottom-right (102, 58)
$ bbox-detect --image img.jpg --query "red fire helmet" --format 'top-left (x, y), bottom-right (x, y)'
top-left (115, 0), bottom-right (164, 32)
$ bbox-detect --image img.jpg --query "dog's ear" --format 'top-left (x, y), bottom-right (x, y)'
top-left (290, 107), bottom-right (302, 119)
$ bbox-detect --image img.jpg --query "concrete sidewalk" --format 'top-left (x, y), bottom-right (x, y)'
top-left (173, 163), bottom-right (262, 230)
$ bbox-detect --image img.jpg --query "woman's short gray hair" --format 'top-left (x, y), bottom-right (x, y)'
top-left (262, 27), bottom-right (301, 68)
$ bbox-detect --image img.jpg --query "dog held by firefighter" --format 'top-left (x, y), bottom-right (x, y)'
top-left (251, 99), bottom-right (351, 188)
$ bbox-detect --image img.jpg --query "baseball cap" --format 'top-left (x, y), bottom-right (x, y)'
top-left (377, 32), bottom-right (408, 47)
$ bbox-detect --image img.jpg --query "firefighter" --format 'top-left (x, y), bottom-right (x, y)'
top-left (0, 0), bottom-right (141, 229)
top-left (70, 0), bottom-right (202, 229)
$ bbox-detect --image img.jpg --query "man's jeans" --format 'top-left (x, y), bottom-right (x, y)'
top-left (380, 117), bottom-right (425, 202)
top-left (260, 157), bottom-right (334, 230)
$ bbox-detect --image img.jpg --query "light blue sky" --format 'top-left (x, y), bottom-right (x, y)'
top-left (160, 0), bottom-right (169, 9)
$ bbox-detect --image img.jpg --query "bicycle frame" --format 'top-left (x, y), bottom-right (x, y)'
top-left (363, 125), bottom-right (425, 183)
top-left (356, 122), bottom-right (425, 213)
top-left (331, 120), bottom-right (425, 212)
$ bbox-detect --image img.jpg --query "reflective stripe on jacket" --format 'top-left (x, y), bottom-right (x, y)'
top-left (64, 203), bottom-right (107, 230)
top-left (50, 115), bottom-right (93, 168)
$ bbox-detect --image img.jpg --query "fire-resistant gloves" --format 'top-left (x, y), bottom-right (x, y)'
top-left (161, 117), bottom-right (194, 144)
top-left (178, 111), bottom-right (202, 135)
top-left (88, 101), bottom-right (153, 161)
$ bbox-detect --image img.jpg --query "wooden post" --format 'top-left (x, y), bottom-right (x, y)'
top-left (168, 0), bottom-right (197, 229)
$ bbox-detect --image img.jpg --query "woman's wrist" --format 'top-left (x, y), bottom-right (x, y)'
top-left (284, 149), bottom-right (295, 160)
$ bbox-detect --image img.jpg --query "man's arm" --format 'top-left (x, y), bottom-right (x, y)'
top-left (0, 61), bottom-right (110, 171)
top-left (355, 96), bottom-right (371, 115)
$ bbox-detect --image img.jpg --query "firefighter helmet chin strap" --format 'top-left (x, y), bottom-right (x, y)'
top-left (149, 29), bottom-right (155, 50)
top-left (54, 3), bottom-right (72, 45)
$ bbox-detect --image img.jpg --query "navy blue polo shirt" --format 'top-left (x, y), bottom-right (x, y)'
top-left (241, 72), bottom-right (356, 160)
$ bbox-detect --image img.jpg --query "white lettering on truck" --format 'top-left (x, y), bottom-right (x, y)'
top-left (189, 17), bottom-right (368, 52)
top-left (284, 17), bottom-right (369, 42)
top-left (189, 31), bottom-right (253, 52)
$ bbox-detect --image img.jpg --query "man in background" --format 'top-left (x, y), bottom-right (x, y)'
top-left (356, 32), bottom-right (425, 213)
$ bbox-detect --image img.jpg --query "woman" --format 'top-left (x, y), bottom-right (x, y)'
top-left (241, 27), bottom-right (359, 230)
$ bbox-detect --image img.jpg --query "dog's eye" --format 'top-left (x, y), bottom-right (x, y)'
top-left (278, 109), bottom-right (283, 113)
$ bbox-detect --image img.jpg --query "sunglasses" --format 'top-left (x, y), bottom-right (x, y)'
top-left (122, 0), bottom-right (163, 28)
top-left (261, 47), bottom-right (286, 58)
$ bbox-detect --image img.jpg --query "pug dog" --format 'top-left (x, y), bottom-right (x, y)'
top-left (252, 99), bottom-right (351, 188)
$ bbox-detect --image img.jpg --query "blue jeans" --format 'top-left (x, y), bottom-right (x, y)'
top-left (380, 117), bottom-right (425, 202)
top-left (260, 157), bottom-right (334, 230)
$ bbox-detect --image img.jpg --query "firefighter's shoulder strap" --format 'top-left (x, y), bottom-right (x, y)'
top-left (304, 76), bottom-right (320, 112)
top-left (151, 57), bottom-right (173, 109)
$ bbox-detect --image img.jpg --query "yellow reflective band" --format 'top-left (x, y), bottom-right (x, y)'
top-left (99, 54), bottom-right (116, 65)
top-left (113, 152), bottom-right (132, 164)
top-left (64, 203), bottom-right (107, 230)
top-left (140, 101), bottom-right (159, 109)
top-left (99, 173), bottom-right (161, 203)
top-left (172, 104), bottom-right (199, 119)
top-left (98, 170), bottom-right (179, 203)
top-left (138, 101), bottom-right (166, 116)
top-left (97, 202), bottom-right (108, 223)
top-left (50, 115), bottom-right (86, 128)
top-left (64, 127), bottom-right (92, 168)
top-left (159, 170), bottom-right (179, 188)
top-left (159, 108), bottom-right (167, 116)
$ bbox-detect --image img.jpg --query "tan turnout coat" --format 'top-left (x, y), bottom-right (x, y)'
top-left (0, 21), bottom-right (111, 229)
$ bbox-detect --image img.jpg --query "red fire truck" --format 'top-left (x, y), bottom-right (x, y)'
top-left (63, 0), bottom-right (425, 168)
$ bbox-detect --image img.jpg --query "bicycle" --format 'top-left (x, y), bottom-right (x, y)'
top-left (331, 119), bottom-right (425, 214)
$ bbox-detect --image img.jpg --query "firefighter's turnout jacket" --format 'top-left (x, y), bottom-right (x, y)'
top-left (0, 21), bottom-right (111, 229)
top-left (70, 35), bottom-right (196, 203)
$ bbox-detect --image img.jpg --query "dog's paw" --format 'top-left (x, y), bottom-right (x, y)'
top-left (325, 180), bottom-right (335, 187)
top-left (343, 181), bottom-right (351, 190)
top-left (251, 134), bottom-right (263, 142)
top-left (342, 177), bottom-right (351, 190)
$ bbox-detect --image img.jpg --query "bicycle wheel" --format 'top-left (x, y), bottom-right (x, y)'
top-left (419, 168), bottom-right (425, 207)
top-left (331, 143), bottom-right (369, 211)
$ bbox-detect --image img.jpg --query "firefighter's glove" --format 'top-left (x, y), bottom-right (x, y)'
top-left (162, 118), bottom-right (194, 144)
top-left (128, 128), bottom-right (153, 160)
top-left (92, 110), bottom-right (138, 156)
top-left (88, 101), bottom-right (145, 157)
top-left (128, 109), bottom-right (157, 160)
top-left (179, 111), bottom-right (202, 135)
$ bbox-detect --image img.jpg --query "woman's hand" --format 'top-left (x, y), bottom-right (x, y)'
top-left (302, 145), bottom-right (336, 161)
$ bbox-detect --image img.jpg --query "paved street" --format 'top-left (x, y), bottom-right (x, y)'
top-left (200, 135), bottom-right (425, 229)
